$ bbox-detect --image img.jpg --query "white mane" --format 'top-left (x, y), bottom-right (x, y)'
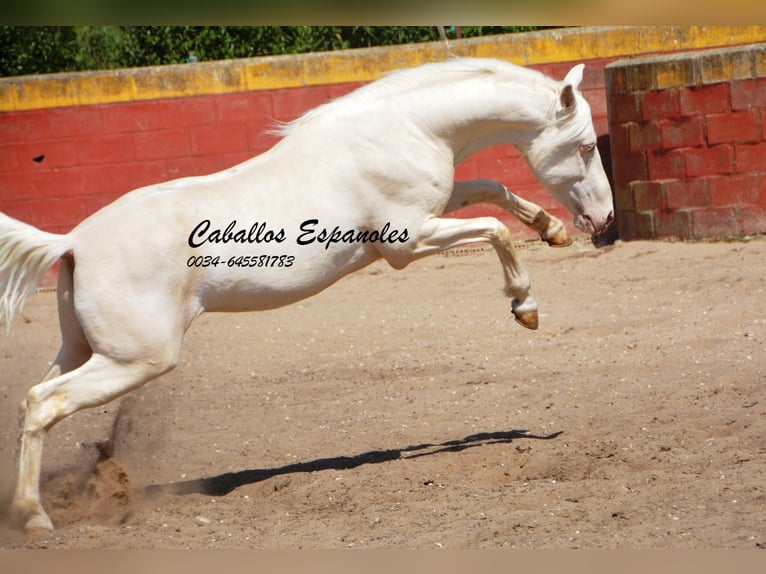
top-left (273, 58), bottom-right (561, 138)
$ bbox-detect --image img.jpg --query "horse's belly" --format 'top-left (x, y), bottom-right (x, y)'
top-left (195, 247), bottom-right (381, 313)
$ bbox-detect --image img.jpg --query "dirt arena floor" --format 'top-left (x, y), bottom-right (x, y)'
top-left (1, 236), bottom-right (765, 549)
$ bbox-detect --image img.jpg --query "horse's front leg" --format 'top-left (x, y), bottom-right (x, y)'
top-left (443, 179), bottom-right (571, 247)
top-left (382, 216), bottom-right (538, 330)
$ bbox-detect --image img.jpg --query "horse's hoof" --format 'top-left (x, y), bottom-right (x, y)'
top-left (543, 229), bottom-right (572, 248)
top-left (24, 513), bottom-right (54, 535)
top-left (514, 309), bottom-right (539, 330)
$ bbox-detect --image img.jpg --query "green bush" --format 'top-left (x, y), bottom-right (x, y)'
top-left (0, 26), bottom-right (548, 78)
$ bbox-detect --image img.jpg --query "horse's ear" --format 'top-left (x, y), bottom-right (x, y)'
top-left (560, 85), bottom-right (576, 110)
top-left (563, 64), bottom-right (584, 89)
top-left (560, 64), bottom-right (584, 110)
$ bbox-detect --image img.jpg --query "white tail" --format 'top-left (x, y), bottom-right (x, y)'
top-left (0, 213), bottom-right (72, 331)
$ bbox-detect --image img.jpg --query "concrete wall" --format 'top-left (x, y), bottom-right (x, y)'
top-left (2, 26), bottom-right (765, 253)
top-left (606, 43), bottom-right (766, 239)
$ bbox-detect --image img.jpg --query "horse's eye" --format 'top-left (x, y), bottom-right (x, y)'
top-left (580, 142), bottom-right (596, 154)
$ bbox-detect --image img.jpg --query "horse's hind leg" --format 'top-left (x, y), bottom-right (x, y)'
top-left (11, 347), bottom-right (179, 533)
top-left (40, 256), bottom-right (91, 383)
top-left (382, 215), bottom-right (539, 330)
top-left (444, 179), bottom-right (571, 247)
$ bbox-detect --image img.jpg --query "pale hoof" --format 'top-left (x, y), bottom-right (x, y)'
top-left (543, 229), bottom-right (572, 248)
top-left (24, 513), bottom-right (54, 535)
top-left (514, 309), bottom-right (539, 330)
top-left (533, 211), bottom-right (571, 248)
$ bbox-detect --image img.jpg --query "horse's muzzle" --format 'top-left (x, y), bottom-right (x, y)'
top-left (575, 211), bottom-right (614, 234)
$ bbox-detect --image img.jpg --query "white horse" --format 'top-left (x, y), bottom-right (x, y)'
top-left (0, 58), bottom-right (613, 533)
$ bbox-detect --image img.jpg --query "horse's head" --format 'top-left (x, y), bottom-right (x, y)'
top-left (524, 64), bottom-right (614, 235)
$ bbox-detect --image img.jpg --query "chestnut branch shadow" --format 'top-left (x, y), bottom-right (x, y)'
top-left (143, 429), bottom-right (562, 499)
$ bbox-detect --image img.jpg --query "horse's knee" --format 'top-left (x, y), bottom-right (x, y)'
top-left (19, 386), bottom-right (57, 433)
top-left (144, 346), bottom-right (180, 376)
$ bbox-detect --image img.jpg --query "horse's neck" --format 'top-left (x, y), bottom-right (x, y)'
top-left (409, 78), bottom-right (555, 164)
top-left (281, 65), bottom-right (556, 166)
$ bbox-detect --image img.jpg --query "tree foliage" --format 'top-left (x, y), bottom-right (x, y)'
top-left (0, 26), bottom-right (547, 77)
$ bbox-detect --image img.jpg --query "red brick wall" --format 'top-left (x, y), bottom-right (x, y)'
top-left (606, 44), bottom-right (766, 239)
top-left (0, 62), bottom-right (608, 244)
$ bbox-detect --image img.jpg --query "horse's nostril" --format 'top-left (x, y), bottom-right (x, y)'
top-left (606, 211), bottom-right (614, 227)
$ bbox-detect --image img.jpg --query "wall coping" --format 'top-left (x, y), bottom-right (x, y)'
top-left (2, 26), bottom-right (766, 112)
top-left (605, 41), bottom-right (766, 92)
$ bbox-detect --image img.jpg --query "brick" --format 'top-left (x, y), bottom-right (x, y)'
top-left (77, 165), bottom-right (117, 196)
top-left (272, 85), bottom-right (332, 123)
top-left (647, 149), bottom-right (685, 180)
top-left (28, 197), bottom-right (88, 229)
top-left (101, 101), bottom-right (162, 133)
top-left (478, 154), bottom-right (537, 186)
top-left (608, 92), bottom-right (642, 124)
top-left (592, 116), bottom-right (610, 137)
top-left (617, 210), bottom-right (655, 240)
top-left (0, 171), bottom-right (34, 202)
top-left (707, 110), bottom-right (761, 145)
top-left (134, 129), bottom-right (191, 161)
top-left (731, 78), bottom-right (766, 110)
top-left (109, 160), bottom-right (169, 193)
top-left (0, 110), bottom-right (48, 143)
top-left (454, 161), bottom-right (478, 182)
top-left (155, 97), bottom-right (216, 129)
top-left (0, 201), bottom-right (32, 223)
top-left (30, 167), bottom-right (84, 200)
top-left (535, 62), bottom-right (574, 84)
top-left (0, 169), bottom-right (78, 202)
top-left (665, 178), bottom-right (710, 210)
top-left (741, 205), bottom-right (766, 235)
top-left (679, 83), bottom-right (730, 116)
top-left (0, 144), bottom-right (19, 171)
top-left (613, 149), bottom-right (649, 191)
top-left (13, 140), bottom-right (78, 169)
top-left (685, 145), bottom-right (734, 177)
top-left (215, 91), bottom-right (273, 123)
top-left (708, 174), bottom-right (761, 206)
top-left (760, 173), bottom-right (766, 204)
top-left (582, 88), bottom-right (607, 120)
top-left (655, 209), bottom-right (693, 239)
top-left (629, 121), bottom-right (662, 151)
top-left (735, 142), bottom-right (766, 173)
top-left (47, 107), bottom-right (104, 138)
top-left (691, 206), bottom-right (740, 237)
top-left (190, 123), bottom-right (248, 156)
top-left (660, 117), bottom-right (704, 149)
top-left (471, 145), bottom-right (508, 162)
top-left (641, 89), bottom-right (680, 121)
top-left (607, 123), bottom-right (632, 155)
top-left (84, 193), bottom-right (121, 216)
top-left (74, 133), bottom-right (136, 165)
top-left (630, 180), bottom-right (665, 211)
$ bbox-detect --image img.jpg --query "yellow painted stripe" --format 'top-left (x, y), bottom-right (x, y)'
top-left (2, 25), bottom-right (766, 112)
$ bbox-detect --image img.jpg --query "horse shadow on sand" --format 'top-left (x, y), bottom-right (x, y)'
top-left (142, 429), bottom-right (563, 499)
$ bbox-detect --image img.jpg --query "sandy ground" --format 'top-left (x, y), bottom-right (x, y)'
top-left (0, 236), bottom-right (765, 549)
